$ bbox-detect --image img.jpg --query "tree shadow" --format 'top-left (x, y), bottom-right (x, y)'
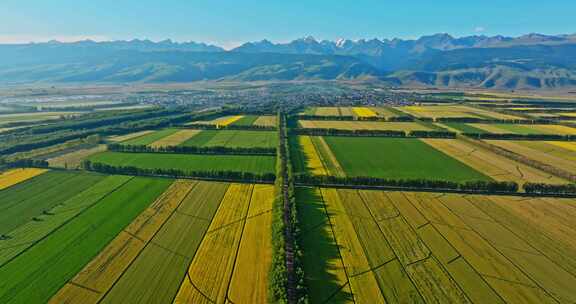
top-left (296, 187), bottom-right (353, 303)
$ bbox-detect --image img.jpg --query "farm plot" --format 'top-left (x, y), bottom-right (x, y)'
top-left (400, 105), bottom-right (520, 120)
top-left (0, 111), bottom-right (79, 125)
top-left (299, 187), bottom-right (576, 303)
top-left (120, 128), bottom-right (179, 145)
top-left (0, 168), bottom-right (47, 190)
top-left (352, 107), bottom-right (378, 118)
top-left (0, 177), bottom-right (172, 304)
top-left (89, 151), bottom-right (276, 174)
top-left (229, 115), bottom-right (258, 126)
top-left (299, 120), bottom-right (433, 131)
top-left (181, 130), bottom-right (277, 148)
top-left (0, 171), bottom-right (105, 235)
top-left (253, 115), bottom-right (277, 127)
top-left (486, 140), bottom-right (576, 175)
top-left (174, 184), bottom-right (274, 303)
top-left (149, 129), bottom-right (202, 147)
top-left (422, 138), bottom-right (566, 184)
top-left (107, 130), bottom-right (154, 143)
top-left (324, 136), bottom-right (490, 182)
top-left (189, 115), bottom-right (244, 126)
top-left (290, 135), bottom-right (329, 176)
top-left (469, 123), bottom-right (576, 135)
top-left (312, 107), bottom-right (354, 116)
top-left (47, 145), bottom-right (106, 169)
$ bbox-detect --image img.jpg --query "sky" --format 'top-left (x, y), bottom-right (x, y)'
top-left (0, 0), bottom-right (575, 49)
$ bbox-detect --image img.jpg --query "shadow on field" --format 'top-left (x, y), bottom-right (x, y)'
top-left (289, 136), bottom-right (310, 175)
top-left (296, 187), bottom-right (353, 303)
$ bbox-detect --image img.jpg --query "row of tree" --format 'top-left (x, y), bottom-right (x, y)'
top-left (0, 158), bottom-right (49, 168)
top-left (463, 133), bottom-right (576, 141)
top-left (524, 183), bottom-right (576, 195)
top-left (293, 128), bottom-right (456, 138)
top-left (182, 124), bottom-right (275, 131)
top-left (295, 174), bottom-right (520, 193)
top-left (81, 160), bottom-right (275, 183)
top-left (108, 144), bottom-right (276, 156)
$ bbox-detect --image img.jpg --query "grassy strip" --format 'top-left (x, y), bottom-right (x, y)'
top-left (0, 176), bottom-right (172, 304)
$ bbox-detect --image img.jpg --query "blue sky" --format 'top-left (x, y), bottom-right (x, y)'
top-left (0, 0), bottom-right (574, 48)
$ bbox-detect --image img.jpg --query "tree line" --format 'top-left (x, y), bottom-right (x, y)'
top-left (295, 174), bottom-right (519, 193)
top-left (463, 133), bottom-right (576, 141)
top-left (81, 160), bottom-right (275, 183)
top-left (181, 124), bottom-right (276, 131)
top-left (293, 128), bottom-right (456, 139)
top-left (108, 144), bottom-right (276, 156)
top-left (524, 183), bottom-right (576, 195)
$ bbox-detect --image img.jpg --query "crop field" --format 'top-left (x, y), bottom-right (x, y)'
top-left (181, 129), bottom-right (277, 148)
top-left (47, 145), bottom-right (107, 169)
top-left (486, 140), bottom-right (576, 175)
top-left (399, 105), bottom-right (520, 120)
top-left (298, 187), bottom-right (576, 303)
top-left (89, 151), bottom-right (276, 174)
top-left (324, 136), bottom-right (490, 181)
top-left (230, 115), bottom-right (259, 126)
top-left (149, 129), bottom-right (202, 147)
top-left (0, 168), bottom-right (47, 190)
top-left (311, 107), bottom-right (354, 116)
top-left (0, 176), bottom-right (172, 303)
top-left (299, 120), bottom-right (434, 131)
top-left (423, 138), bottom-right (566, 184)
top-left (291, 135), bottom-right (329, 176)
top-left (107, 130), bottom-right (154, 143)
top-left (120, 128), bottom-right (180, 145)
top-left (253, 115), bottom-right (277, 127)
top-left (189, 115), bottom-right (244, 126)
top-left (352, 107), bottom-right (378, 117)
top-left (0, 111), bottom-right (80, 125)
top-left (469, 123), bottom-right (576, 135)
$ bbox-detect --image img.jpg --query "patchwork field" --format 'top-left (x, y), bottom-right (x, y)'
top-left (468, 124), bottom-right (576, 135)
top-left (149, 129), bottom-right (202, 147)
top-left (89, 151), bottom-right (276, 174)
top-left (297, 187), bottom-right (576, 304)
top-left (181, 129), bottom-right (277, 148)
top-left (253, 115), bottom-right (277, 127)
top-left (299, 120), bottom-right (433, 131)
top-left (323, 136), bottom-right (490, 182)
top-left (189, 115), bottom-right (244, 126)
top-left (399, 105), bottom-right (520, 120)
top-left (423, 138), bottom-right (566, 185)
top-left (120, 128), bottom-right (180, 145)
top-left (47, 145), bottom-right (107, 169)
top-left (486, 140), bottom-right (576, 175)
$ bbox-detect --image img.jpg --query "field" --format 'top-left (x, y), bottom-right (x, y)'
top-left (312, 107), bottom-right (354, 116)
top-left (253, 115), bottom-right (277, 127)
top-left (0, 176), bottom-right (172, 303)
top-left (469, 124), bottom-right (576, 135)
top-left (189, 115), bottom-right (244, 126)
top-left (298, 187), bottom-right (576, 303)
top-left (149, 129), bottom-right (202, 147)
top-left (0, 111), bottom-right (81, 125)
top-left (89, 151), bottom-right (276, 174)
top-left (120, 128), bottom-right (180, 145)
top-left (47, 145), bottom-right (107, 169)
top-left (107, 130), bottom-right (154, 143)
top-left (322, 136), bottom-right (490, 182)
top-left (399, 105), bottom-right (520, 120)
top-left (181, 130), bottom-right (277, 148)
top-left (486, 140), bottom-right (576, 175)
top-left (352, 107), bottom-right (378, 117)
top-left (0, 168), bottom-right (47, 190)
top-left (299, 120), bottom-right (433, 131)
top-left (423, 138), bottom-right (566, 184)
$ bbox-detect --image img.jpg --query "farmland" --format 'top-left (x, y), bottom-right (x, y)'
top-left (181, 129), bottom-right (277, 148)
top-left (298, 187), bottom-right (576, 303)
top-left (299, 120), bottom-right (434, 131)
top-left (88, 151), bottom-right (276, 174)
top-left (320, 136), bottom-right (490, 181)
top-left (120, 128), bottom-right (180, 145)
top-left (0, 168), bottom-right (47, 190)
top-left (399, 104), bottom-right (520, 120)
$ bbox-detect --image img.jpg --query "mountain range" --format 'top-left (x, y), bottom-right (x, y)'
top-left (1, 33), bottom-right (575, 89)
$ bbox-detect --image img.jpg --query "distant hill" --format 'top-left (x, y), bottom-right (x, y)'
top-left (0, 33), bottom-right (576, 89)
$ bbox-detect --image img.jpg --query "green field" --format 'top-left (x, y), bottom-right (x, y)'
top-left (0, 171), bottom-right (105, 235)
top-left (0, 176), bottom-right (172, 304)
top-left (181, 130), bottom-right (277, 148)
top-left (442, 122), bottom-right (488, 134)
top-left (230, 115), bottom-right (259, 126)
top-left (324, 137), bottom-right (490, 182)
top-left (89, 151), bottom-right (276, 174)
top-left (121, 128), bottom-right (179, 145)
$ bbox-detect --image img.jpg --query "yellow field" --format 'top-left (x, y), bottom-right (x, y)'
top-left (469, 123), bottom-right (576, 135)
top-left (149, 129), bottom-right (202, 147)
top-left (352, 107), bottom-right (378, 117)
top-left (304, 188), bottom-right (576, 303)
top-left (253, 115), bottom-right (277, 127)
top-left (312, 136), bottom-right (345, 177)
top-left (400, 105), bottom-right (520, 120)
top-left (298, 120), bottom-right (432, 131)
top-left (228, 185), bottom-right (274, 303)
top-left (422, 138), bottom-right (566, 185)
top-left (174, 184), bottom-right (254, 304)
top-left (298, 136), bottom-right (328, 175)
top-left (107, 130), bottom-right (154, 143)
top-left (189, 115), bottom-right (244, 127)
top-left (50, 180), bottom-right (195, 303)
top-left (0, 168), bottom-right (48, 190)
